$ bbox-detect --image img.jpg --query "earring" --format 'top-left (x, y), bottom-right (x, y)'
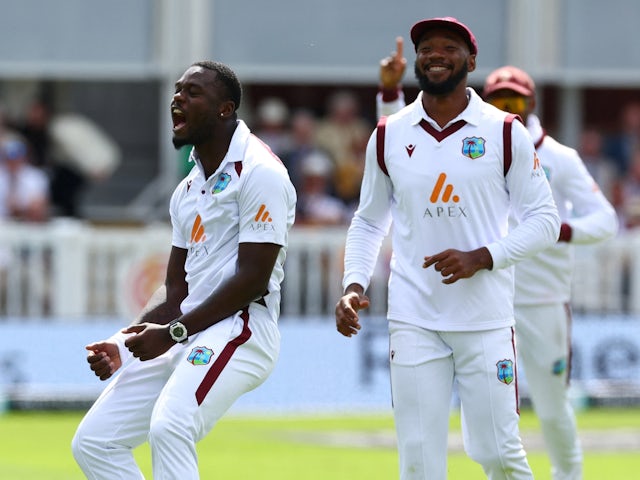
top-left (220, 113), bottom-right (224, 118)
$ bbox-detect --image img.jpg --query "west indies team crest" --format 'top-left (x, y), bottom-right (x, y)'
top-left (212, 172), bottom-right (231, 194)
top-left (187, 346), bottom-right (214, 365)
top-left (496, 359), bottom-right (514, 385)
top-left (462, 136), bottom-right (486, 159)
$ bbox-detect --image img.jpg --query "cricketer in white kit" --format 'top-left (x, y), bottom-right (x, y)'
top-left (72, 61), bottom-right (296, 479)
top-left (336, 17), bottom-right (560, 480)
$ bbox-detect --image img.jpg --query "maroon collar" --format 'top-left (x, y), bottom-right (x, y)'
top-left (419, 119), bottom-right (467, 142)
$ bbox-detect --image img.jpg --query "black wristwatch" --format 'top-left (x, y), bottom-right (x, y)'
top-left (168, 319), bottom-right (188, 344)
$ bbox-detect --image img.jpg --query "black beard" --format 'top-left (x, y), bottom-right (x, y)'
top-left (172, 116), bottom-right (218, 150)
top-left (172, 137), bottom-right (190, 149)
top-left (414, 62), bottom-right (468, 96)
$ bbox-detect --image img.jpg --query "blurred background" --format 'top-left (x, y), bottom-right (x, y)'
top-left (0, 0), bottom-right (638, 413)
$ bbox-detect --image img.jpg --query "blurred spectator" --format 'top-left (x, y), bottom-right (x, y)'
top-left (8, 98), bottom-right (121, 218)
top-left (0, 105), bottom-right (23, 146)
top-left (281, 109), bottom-right (325, 192)
top-left (48, 112), bottom-right (121, 217)
top-left (10, 99), bottom-right (52, 169)
top-left (295, 150), bottom-right (349, 226)
top-left (578, 126), bottom-right (619, 204)
top-left (314, 90), bottom-right (371, 206)
top-left (605, 101), bottom-right (640, 176)
top-left (617, 147), bottom-right (640, 230)
top-left (253, 97), bottom-right (292, 157)
top-left (0, 139), bottom-right (50, 222)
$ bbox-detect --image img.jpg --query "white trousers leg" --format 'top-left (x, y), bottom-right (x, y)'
top-left (72, 306), bottom-right (279, 480)
top-left (516, 303), bottom-right (582, 480)
top-left (389, 321), bottom-right (533, 480)
top-left (453, 327), bottom-right (533, 480)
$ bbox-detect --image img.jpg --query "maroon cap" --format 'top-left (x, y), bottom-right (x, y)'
top-left (410, 17), bottom-right (478, 55)
top-left (483, 66), bottom-right (535, 98)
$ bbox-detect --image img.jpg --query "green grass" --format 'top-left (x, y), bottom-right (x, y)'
top-left (0, 407), bottom-right (639, 479)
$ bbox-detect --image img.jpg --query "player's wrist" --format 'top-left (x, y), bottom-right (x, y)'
top-left (109, 330), bottom-right (133, 363)
top-left (379, 85), bottom-right (401, 102)
top-left (558, 223), bottom-right (572, 242)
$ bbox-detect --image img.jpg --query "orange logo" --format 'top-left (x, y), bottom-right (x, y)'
top-left (254, 204), bottom-right (272, 222)
top-left (429, 173), bottom-right (460, 203)
top-left (190, 214), bottom-right (206, 243)
top-left (533, 151), bottom-right (541, 170)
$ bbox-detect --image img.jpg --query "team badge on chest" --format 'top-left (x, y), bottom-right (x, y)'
top-left (462, 137), bottom-right (486, 159)
top-left (212, 173), bottom-right (231, 194)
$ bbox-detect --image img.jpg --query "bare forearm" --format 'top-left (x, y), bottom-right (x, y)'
top-left (135, 285), bottom-right (183, 326)
top-left (177, 273), bottom-right (267, 335)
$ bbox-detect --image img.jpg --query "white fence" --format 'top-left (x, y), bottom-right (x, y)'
top-left (0, 219), bottom-right (638, 320)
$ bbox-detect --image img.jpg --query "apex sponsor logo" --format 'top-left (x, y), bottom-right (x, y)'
top-left (254, 204), bottom-right (272, 223)
top-left (190, 214), bottom-right (206, 243)
top-left (189, 214), bottom-right (209, 256)
top-left (251, 204), bottom-right (276, 231)
top-left (429, 173), bottom-right (459, 203)
top-left (423, 173), bottom-right (467, 218)
top-left (531, 151), bottom-right (545, 178)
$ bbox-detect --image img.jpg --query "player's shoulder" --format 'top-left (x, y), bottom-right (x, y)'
top-left (244, 134), bottom-right (289, 174)
top-left (538, 134), bottom-right (582, 167)
top-left (384, 101), bottom-right (414, 126)
top-left (242, 135), bottom-right (295, 192)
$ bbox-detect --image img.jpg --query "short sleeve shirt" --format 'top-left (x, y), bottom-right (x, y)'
top-left (169, 120), bottom-right (297, 320)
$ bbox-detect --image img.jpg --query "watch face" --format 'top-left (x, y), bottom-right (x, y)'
top-left (170, 322), bottom-right (187, 342)
top-left (172, 325), bottom-right (185, 338)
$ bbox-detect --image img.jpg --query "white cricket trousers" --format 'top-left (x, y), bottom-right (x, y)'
top-left (72, 306), bottom-right (279, 480)
top-left (389, 320), bottom-right (533, 480)
top-left (516, 303), bottom-right (582, 480)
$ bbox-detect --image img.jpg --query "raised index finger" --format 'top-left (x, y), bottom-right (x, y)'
top-left (395, 36), bottom-right (404, 61)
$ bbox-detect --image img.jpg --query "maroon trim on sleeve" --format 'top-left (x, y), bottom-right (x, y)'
top-left (502, 114), bottom-right (522, 176)
top-left (558, 223), bottom-right (573, 242)
top-left (195, 309), bottom-right (252, 406)
top-left (380, 86), bottom-right (401, 102)
top-left (376, 116), bottom-right (389, 176)
top-left (534, 130), bottom-right (546, 150)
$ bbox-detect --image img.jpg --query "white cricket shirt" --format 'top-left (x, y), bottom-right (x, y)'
top-left (345, 89), bottom-right (560, 331)
top-left (169, 120), bottom-right (297, 321)
top-left (513, 115), bottom-right (618, 305)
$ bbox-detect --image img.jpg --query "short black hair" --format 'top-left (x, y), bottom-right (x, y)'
top-left (192, 60), bottom-right (242, 111)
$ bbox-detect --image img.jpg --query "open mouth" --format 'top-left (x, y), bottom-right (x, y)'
top-left (172, 108), bottom-right (186, 132)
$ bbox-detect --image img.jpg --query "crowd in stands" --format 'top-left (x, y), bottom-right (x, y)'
top-left (3, 89), bottom-right (640, 234)
top-left (0, 97), bottom-right (120, 223)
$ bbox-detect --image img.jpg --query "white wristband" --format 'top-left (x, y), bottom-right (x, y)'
top-left (108, 330), bottom-right (134, 364)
